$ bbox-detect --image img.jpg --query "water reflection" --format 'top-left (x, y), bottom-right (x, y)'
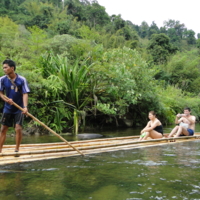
top-left (0, 140), bottom-right (200, 199)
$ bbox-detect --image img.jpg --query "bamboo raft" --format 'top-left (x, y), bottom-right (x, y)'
top-left (0, 133), bottom-right (200, 165)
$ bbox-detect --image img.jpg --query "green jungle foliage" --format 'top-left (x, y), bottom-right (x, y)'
top-left (0, 0), bottom-right (200, 134)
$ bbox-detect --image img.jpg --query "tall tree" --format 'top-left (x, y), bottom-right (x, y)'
top-left (183, 30), bottom-right (196, 45)
top-left (110, 14), bottom-right (126, 30)
top-left (147, 33), bottom-right (178, 64)
top-left (85, 1), bottom-right (110, 28)
top-left (139, 21), bottom-right (149, 38)
top-left (197, 38), bottom-right (200, 49)
top-left (167, 28), bottom-right (180, 44)
top-left (148, 21), bottom-right (159, 38)
top-left (20, 1), bottom-right (55, 28)
top-left (163, 19), bottom-right (186, 45)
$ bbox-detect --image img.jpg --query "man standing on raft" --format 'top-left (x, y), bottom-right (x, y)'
top-left (168, 107), bottom-right (195, 138)
top-left (0, 59), bottom-right (30, 153)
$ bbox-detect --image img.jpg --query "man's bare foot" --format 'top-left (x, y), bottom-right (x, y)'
top-left (168, 135), bottom-right (175, 138)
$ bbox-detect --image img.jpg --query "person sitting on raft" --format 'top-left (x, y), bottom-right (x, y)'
top-left (167, 107), bottom-right (196, 138)
top-left (139, 111), bottom-right (163, 141)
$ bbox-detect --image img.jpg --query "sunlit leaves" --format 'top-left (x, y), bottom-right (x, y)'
top-left (0, 17), bottom-right (19, 53)
top-left (92, 47), bottom-right (155, 117)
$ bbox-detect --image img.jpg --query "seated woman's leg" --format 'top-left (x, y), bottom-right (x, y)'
top-left (141, 132), bottom-right (150, 140)
top-left (149, 130), bottom-right (163, 139)
top-left (138, 135), bottom-right (143, 141)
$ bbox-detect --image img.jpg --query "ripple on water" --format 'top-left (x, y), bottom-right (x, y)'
top-left (189, 189), bottom-right (199, 195)
top-left (131, 151), bottom-right (138, 154)
top-left (0, 170), bottom-right (15, 173)
top-left (181, 147), bottom-right (191, 150)
top-left (160, 178), bottom-right (166, 181)
top-left (41, 168), bottom-right (59, 171)
top-left (66, 165), bottom-right (93, 168)
top-left (138, 160), bottom-right (166, 166)
top-left (186, 150), bottom-right (200, 156)
top-left (191, 184), bottom-right (200, 189)
top-left (125, 159), bottom-right (141, 164)
top-left (111, 154), bottom-right (118, 158)
top-left (129, 191), bottom-right (138, 194)
top-left (149, 196), bottom-right (167, 200)
top-left (29, 168), bottom-right (59, 172)
top-left (107, 161), bottom-right (123, 164)
top-left (168, 179), bottom-right (182, 183)
top-left (189, 159), bottom-right (200, 164)
top-left (163, 154), bottom-right (176, 157)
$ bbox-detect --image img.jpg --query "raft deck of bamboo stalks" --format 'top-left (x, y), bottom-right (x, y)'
top-left (0, 133), bottom-right (200, 165)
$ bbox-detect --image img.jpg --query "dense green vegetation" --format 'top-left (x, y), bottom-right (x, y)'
top-left (0, 0), bottom-right (200, 134)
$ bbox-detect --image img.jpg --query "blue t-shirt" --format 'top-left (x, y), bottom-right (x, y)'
top-left (0, 74), bottom-right (30, 114)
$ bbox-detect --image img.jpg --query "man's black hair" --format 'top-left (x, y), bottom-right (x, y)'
top-left (3, 59), bottom-right (16, 71)
top-left (184, 107), bottom-right (191, 112)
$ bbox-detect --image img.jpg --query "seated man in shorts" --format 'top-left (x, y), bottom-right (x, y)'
top-left (167, 107), bottom-right (195, 138)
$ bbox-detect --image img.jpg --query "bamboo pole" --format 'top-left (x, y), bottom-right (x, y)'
top-left (3, 95), bottom-right (84, 156)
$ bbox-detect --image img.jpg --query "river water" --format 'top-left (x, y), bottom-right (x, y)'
top-left (0, 125), bottom-right (200, 199)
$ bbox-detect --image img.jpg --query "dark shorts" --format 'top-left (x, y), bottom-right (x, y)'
top-left (0, 112), bottom-right (24, 127)
top-left (187, 129), bottom-right (194, 136)
top-left (157, 130), bottom-right (163, 135)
